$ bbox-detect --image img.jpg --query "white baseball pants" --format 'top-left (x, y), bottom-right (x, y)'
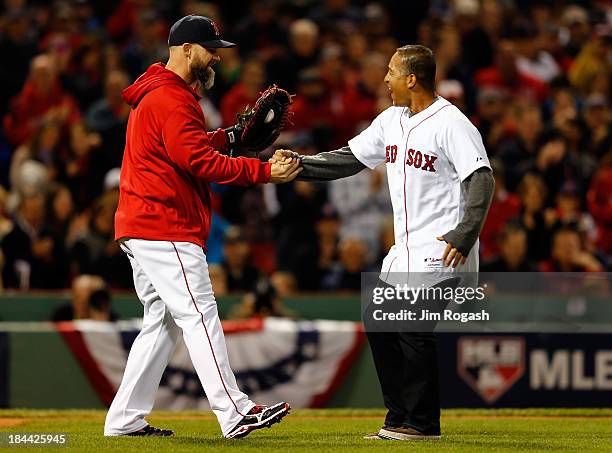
top-left (104, 239), bottom-right (254, 436)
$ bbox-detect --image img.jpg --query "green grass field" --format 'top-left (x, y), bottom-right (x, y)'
top-left (1, 409), bottom-right (611, 452)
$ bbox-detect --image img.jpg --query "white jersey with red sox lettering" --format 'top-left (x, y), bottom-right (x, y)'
top-left (348, 96), bottom-right (491, 278)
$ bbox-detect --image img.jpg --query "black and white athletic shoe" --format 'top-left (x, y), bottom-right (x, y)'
top-left (226, 402), bottom-right (290, 439)
top-left (378, 426), bottom-right (441, 441)
top-left (125, 425), bottom-right (175, 437)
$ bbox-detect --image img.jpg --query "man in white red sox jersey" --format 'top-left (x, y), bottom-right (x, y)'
top-left (273, 45), bottom-right (494, 440)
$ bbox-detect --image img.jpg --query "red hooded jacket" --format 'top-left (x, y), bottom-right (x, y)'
top-left (115, 63), bottom-right (271, 247)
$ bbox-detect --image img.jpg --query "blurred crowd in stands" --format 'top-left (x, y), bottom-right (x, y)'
top-left (0, 0), bottom-right (610, 297)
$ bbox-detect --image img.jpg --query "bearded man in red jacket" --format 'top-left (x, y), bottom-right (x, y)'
top-left (104, 15), bottom-right (299, 439)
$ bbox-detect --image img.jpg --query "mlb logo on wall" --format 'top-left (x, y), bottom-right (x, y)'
top-left (457, 336), bottom-right (525, 403)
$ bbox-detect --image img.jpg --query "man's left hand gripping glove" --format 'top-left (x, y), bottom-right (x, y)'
top-left (224, 85), bottom-right (294, 158)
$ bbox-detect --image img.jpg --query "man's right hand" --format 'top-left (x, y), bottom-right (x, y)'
top-left (269, 153), bottom-right (302, 183)
top-left (269, 149), bottom-right (300, 164)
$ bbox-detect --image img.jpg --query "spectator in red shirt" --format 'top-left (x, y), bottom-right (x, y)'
top-left (105, 0), bottom-right (168, 44)
top-left (587, 153), bottom-right (612, 256)
top-left (220, 59), bottom-right (266, 127)
top-left (38, 30), bottom-right (78, 77)
top-left (3, 54), bottom-right (81, 147)
top-left (514, 20), bottom-right (561, 84)
top-left (475, 39), bottom-right (549, 104)
top-left (289, 68), bottom-right (339, 148)
top-left (342, 53), bottom-right (387, 137)
top-left (537, 23), bottom-right (573, 74)
top-left (437, 79), bottom-right (466, 112)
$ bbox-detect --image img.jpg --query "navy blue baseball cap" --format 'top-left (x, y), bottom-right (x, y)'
top-left (168, 15), bottom-right (236, 49)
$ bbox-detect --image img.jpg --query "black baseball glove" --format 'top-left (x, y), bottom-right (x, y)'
top-left (224, 85), bottom-right (294, 158)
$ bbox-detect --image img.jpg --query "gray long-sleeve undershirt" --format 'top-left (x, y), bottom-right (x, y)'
top-left (440, 167), bottom-right (494, 255)
top-left (297, 146), bottom-right (366, 181)
top-left (297, 146), bottom-right (494, 255)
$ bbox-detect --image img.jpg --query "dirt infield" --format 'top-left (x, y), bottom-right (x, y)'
top-left (0, 418), bottom-right (29, 427)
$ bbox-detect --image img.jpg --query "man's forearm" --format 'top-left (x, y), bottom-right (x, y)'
top-left (442, 168), bottom-right (495, 255)
top-left (297, 146), bottom-right (366, 181)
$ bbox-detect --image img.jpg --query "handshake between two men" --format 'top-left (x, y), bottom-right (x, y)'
top-left (267, 149), bottom-right (303, 184)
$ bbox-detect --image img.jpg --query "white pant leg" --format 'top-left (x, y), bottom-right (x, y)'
top-left (124, 239), bottom-right (254, 436)
top-left (104, 242), bottom-right (181, 435)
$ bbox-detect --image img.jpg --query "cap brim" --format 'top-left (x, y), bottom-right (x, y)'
top-left (198, 39), bottom-right (236, 48)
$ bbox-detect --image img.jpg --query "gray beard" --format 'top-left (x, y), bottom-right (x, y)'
top-left (193, 65), bottom-right (215, 91)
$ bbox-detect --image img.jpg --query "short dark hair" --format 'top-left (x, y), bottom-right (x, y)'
top-left (396, 45), bottom-right (436, 92)
top-left (499, 221), bottom-right (526, 243)
top-left (553, 225), bottom-right (581, 241)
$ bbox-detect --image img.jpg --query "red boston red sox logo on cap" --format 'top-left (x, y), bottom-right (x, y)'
top-left (210, 19), bottom-right (220, 36)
